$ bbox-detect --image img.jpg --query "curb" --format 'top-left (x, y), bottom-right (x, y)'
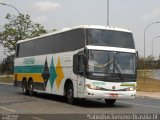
top-left (136, 94), bottom-right (160, 99)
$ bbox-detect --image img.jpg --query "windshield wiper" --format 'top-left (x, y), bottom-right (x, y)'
top-left (89, 59), bottom-right (113, 79)
top-left (90, 59), bottom-right (113, 68)
top-left (114, 57), bottom-right (125, 81)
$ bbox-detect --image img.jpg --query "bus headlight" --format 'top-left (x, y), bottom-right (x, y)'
top-left (86, 84), bottom-right (101, 90)
top-left (125, 86), bottom-right (135, 91)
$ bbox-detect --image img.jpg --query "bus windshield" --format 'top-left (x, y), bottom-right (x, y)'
top-left (87, 50), bottom-right (136, 82)
top-left (87, 29), bottom-right (135, 49)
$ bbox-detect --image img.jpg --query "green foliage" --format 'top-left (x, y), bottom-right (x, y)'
top-left (138, 55), bottom-right (160, 69)
top-left (0, 13), bottom-right (47, 53)
top-left (0, 55), bottom-right (14, 74)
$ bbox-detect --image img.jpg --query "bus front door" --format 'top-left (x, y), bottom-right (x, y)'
top-left (77, 54), bottom-right (85, 97)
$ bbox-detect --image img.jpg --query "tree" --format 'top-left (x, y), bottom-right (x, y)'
top-left (145, 55), bottom-right (155, 69)
top-left (137, 56), bottom-right (144, 69)
top-left (0, 13), bottom-right (47, 53)
top-left (0, 55), bottom-right (14, 74)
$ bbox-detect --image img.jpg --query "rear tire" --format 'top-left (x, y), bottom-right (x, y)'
top-left (105, 99), bottom-right (116, 106)
top-left (22, 80), bottom-right (28, 95)
top-left (28, 80), bottom-right (34, 96)
top-left (66, 84), bottom-right (74, 104)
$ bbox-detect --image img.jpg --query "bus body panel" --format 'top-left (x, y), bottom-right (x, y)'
top-left (14, 50), bottom-right (78, 96)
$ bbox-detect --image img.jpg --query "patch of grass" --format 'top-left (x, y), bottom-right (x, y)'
top-left (137, 70), bottom-right (153, 78)
top-left (0, 75), bottom-right (13, 83)
top-left (137, 70), bottom-right (160, 92)
top-left (137, 77), bottom-right (160, 92)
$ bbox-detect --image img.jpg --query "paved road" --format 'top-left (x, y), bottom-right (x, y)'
top-left (0, 84), bottom-right (160, 120)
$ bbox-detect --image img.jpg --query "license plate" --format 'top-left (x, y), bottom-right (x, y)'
top-left (109, 93), bottom-right (118, 98)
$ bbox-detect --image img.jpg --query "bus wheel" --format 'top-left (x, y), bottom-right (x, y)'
top-left (22, 80), bottom-right (28, 95)
top-left (66, 84), bottom-right (74, 104)
top-left (105, 99), bottom-right (116, 106)
top-left (28, 80), bottom-right (34, 96)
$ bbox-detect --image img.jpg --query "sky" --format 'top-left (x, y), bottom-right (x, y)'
top-left (1, 0), bottom-right (160, 62)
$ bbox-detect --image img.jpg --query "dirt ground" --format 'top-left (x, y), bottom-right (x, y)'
top-left (136, 70), bottom-right (160, 92)
top-left (0, 75), bottom-right (13, 83)
top-left (137, 77), bottom-right (160, 92)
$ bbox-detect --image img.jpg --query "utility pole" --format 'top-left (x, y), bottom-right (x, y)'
top-left (0, 2), bottom-right (22, 40)
top-left (107, 0), bottom-right (109, 26)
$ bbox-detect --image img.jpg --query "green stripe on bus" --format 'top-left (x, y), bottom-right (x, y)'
top-left (14, 65), bottom-right (44, 73)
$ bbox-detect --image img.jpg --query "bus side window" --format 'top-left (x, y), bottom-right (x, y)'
top-left (73, 51), bottom-right (86, 76)
top-left (79, 56), bottom-right (84, 74)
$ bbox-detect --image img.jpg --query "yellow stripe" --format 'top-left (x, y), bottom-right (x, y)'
top-left (17, 73), bottom-right (44, 83)
top-left (120, 84), bottom-right (135, 86)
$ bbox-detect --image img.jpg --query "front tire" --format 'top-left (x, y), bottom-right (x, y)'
top-left (105, 99), bottom-right (116, 106)
top-left (28, 80), bottom-right (34, 96)
top-left (66, 84), bottom-right (74, 104)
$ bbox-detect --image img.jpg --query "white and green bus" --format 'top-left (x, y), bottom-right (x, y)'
top-left (14, 25), bottom-right (137, 105)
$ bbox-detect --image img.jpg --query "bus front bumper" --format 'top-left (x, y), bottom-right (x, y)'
top-left (84, 88), bottom-right (136, 99)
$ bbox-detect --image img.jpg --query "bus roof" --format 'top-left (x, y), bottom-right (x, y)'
top-left (17, 25), bottom-right (132, 44)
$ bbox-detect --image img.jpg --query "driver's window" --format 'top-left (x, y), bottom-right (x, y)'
top-left (78, 51), bottom-right (84, 75)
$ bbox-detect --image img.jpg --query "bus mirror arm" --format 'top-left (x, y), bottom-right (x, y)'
top-left (83, 54), bottom-right (87, 67)
top-left (136, 51), bottom-right (138, 58)
top-left (136, 51), bottom-right (138, 62)
top-left (136, 51), bottom-right (139, 69)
